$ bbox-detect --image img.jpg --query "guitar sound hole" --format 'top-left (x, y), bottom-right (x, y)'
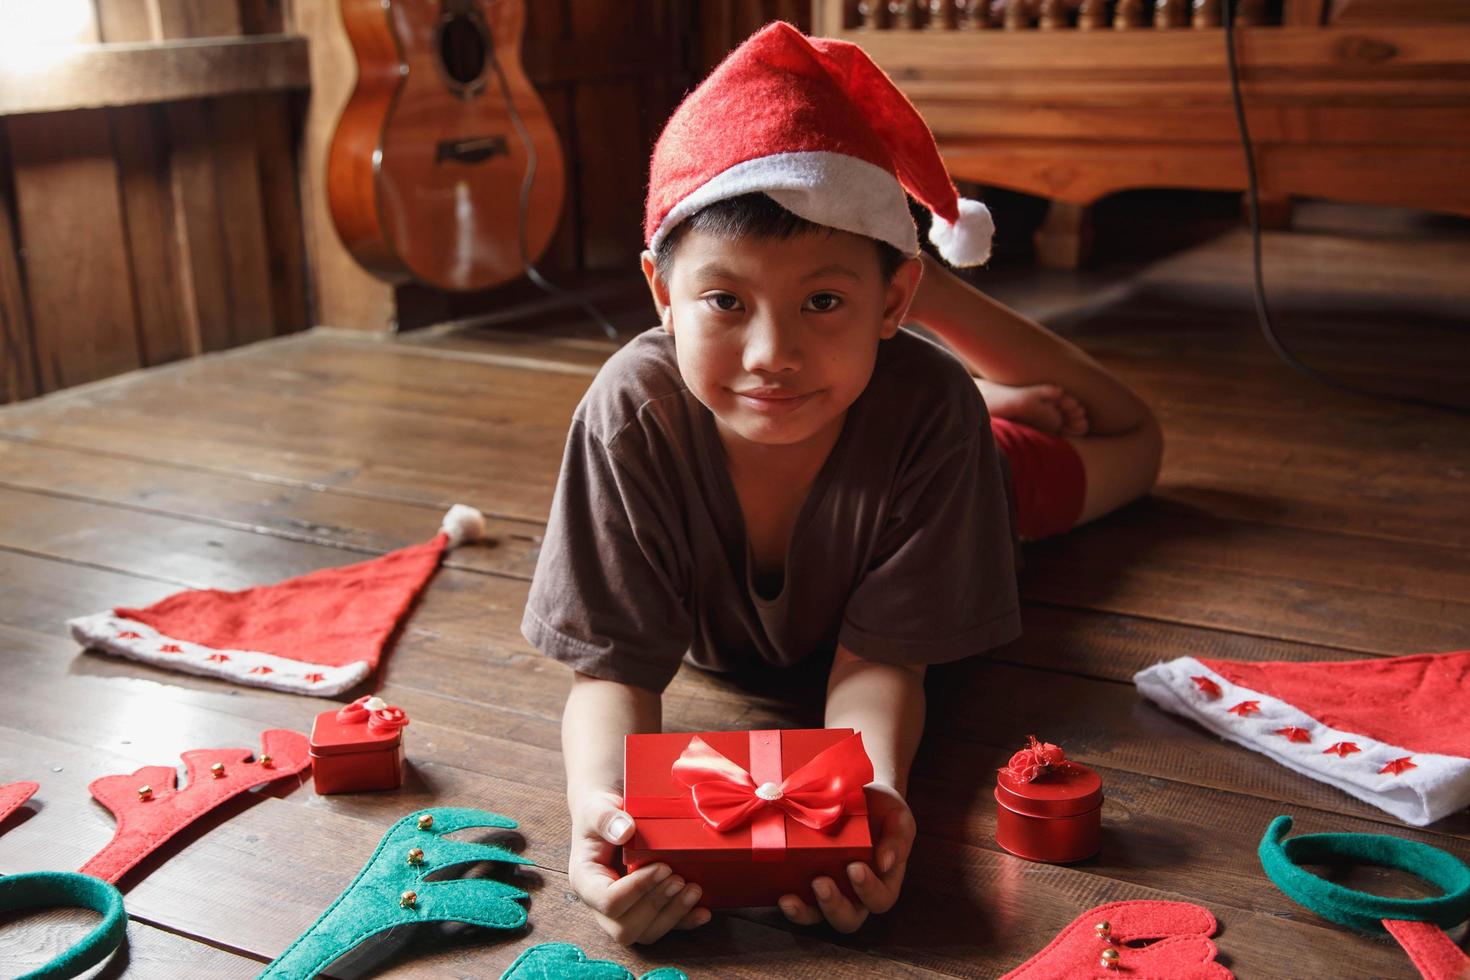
top-left (439, 14), bottom-right (487, 88)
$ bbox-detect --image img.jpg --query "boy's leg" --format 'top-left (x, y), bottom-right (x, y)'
top-left (906, 254), bottom-right (1163, 529)
top-left (1064, 423), bottom-right (1165, 527)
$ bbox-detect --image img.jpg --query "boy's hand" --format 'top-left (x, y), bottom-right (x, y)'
top-left (777, 782), bottom-right (916, 933)
top-left (569, 788), bottom-right (710, 945)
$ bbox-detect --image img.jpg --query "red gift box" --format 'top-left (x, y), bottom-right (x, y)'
top-left (309, 695), bottom-right (409, 794)
top-left (622, 728), bottom-right (874, 909)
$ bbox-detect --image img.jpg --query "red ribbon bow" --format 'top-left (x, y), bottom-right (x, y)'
top-left (671, 731), bottom-right (873, 833)
top-left (336, 695), bottom-right (409, 734)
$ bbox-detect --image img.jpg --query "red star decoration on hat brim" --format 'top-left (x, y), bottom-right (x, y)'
top-left (1191, 676), bottom-right (1222, 699)
top-left (159, 644), bottom-right (183, 654)
top-left (1323, 742), bottom-right (1361, 757)
top-left (305, 672), bottom-right (326, 683)
top-left (1275, 727), bottom-right (1312, 743)
top-left (1379, 757), bottom-right (1417, 776)
top-left (1227, 700), bottom-right (1261, 717)
top-left (249, 666), bottom-right (273, 675)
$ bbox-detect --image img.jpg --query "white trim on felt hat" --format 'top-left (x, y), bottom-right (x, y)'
top-left (647, 151), bottom-right (919, 259)
top-left (1135, 655), bottom-right (1470, 826)
top-left (68, 611), bottom-right (371, 696)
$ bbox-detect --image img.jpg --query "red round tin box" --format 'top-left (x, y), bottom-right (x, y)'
top-left (994, 750), bottom-right (1102, 863)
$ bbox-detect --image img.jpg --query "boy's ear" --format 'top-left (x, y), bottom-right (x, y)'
top-left (880, 255), bottom-right (924, 340)
top-left (640, 250), bottom-right (673, 331)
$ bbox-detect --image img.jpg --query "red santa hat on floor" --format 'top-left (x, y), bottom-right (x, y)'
top-left (67, 506), bottom-right (486, 697)
top-left (644, 20), bottom-right (994, 268)
top-left (1135, 651), bottom-right (1470, 826)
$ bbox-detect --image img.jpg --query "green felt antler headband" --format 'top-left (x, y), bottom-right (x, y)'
top-left (260, 807), bottom-right (533, 978)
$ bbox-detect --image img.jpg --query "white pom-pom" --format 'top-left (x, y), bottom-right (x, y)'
top-left (364, 695), bottom-right (387, 711)
top-left (440, 504), bottom-right (486, 549)
top-left (927, 197), bottom-right (995, 268)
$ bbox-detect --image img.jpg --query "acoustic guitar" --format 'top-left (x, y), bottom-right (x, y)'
top-left (329, 0), bottom-right (566, 292)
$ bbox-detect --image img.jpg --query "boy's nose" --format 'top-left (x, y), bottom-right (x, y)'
top-left (741, 316), bottom-right (801, 375)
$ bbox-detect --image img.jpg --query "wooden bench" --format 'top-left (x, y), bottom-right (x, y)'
top-left (813, 0), bottom-right (1470, 266)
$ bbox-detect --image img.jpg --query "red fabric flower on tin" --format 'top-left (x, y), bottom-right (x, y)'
top-left (1000, 735), bottom-right (1071, 784)
top-left (337, 694), bottom-right (410, 733)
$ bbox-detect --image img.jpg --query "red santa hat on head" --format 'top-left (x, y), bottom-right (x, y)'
top-left (68, 505), bottom-right (486, 697)
top-left (644, 20), bottom-right (994, 268)
top-left (1135, 650), bottom-right (1470, 826)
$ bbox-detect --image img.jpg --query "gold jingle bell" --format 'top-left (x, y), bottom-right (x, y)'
top-left (210, 762), bottom-right (226, 779)
top-left (137, 785), bottom-right (153, 801)
top-left (1095, 920), bottom-right (1112, 941)
top-left (1100, 947), bottom-right (1120, 970)
top-left (258, 754), bottom-right (274, 769)
top-left (400, 890), bottom-right (418, 908)
top-left (407, 847), bottom-right (425, 865)
top-left (417, 814), bottom-right (434, 831)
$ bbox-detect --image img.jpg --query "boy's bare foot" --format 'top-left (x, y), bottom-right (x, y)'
top-left (975, 379), bottom-right (1089, 436)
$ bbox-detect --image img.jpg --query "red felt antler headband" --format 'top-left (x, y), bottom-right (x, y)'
top-left (79, 729), bottom-right (311, 883)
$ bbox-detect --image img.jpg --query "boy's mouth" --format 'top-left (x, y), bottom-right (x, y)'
top-left (735, 386), bottom-right (807, 400)
top-left (730, 386), bottom-right (818, 415)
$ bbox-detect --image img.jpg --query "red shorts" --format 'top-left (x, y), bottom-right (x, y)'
top-left (989, 416), bottom-right (1087, 541)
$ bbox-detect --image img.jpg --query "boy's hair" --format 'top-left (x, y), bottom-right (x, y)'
top-left (652, 192), bottom-right (907, 285)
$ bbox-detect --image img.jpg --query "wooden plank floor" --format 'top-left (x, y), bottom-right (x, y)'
top-left (2, 212), bottom-right (1468, 977)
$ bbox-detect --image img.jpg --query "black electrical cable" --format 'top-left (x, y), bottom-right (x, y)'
top-left (482, 31), bottom-right (621, 342)
top-left (1221, 0), bottom-right (1467, 414)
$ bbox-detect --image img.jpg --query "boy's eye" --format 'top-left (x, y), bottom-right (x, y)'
top-left (703, 292), bottom-right (741, 312)
top-left (806, 292), bottom-right (842, 313)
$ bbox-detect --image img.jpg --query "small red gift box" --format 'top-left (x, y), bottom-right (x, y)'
top-left (993, 736), bottom-right (1102, 863)
top-left (309, 695), bottom-right (409, 794)
top-left (623, 728), bottom-right (874, 909)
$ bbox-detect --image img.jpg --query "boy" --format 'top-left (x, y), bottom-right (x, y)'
top-left (520, 22), bottom-right (1162, 945)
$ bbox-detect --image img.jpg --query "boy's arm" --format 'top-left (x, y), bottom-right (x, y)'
top-left (563, 673), bottom-right (709, 944)
top-left (825, 644), bottom-right (926, 796)
top-left (778, 644), bottom-right (925, 932)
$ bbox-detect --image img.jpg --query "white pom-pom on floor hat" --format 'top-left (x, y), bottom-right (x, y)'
top-left (644, 20), bottom-right (994, 268)
top-left (68, 505), bottom-right (487, 696)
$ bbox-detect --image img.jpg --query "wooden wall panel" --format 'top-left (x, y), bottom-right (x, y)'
top-left (154, 0), bottom-right (276, 352)
top-left (210, 94), bottom-right (277, 345)
top-left (0, 130), bottom-right (39, 402)
top-left (3, 5), bottom-right (143, 391)
top-left (6, 112), bottom-right (144, 390)
top-left (524, 0), bottom-right (579, 273)
top-left (112, 105), bottom-right (192, 363)
top-left (252, 93), bottom-right (311, 335)
top-left (0, 0), bottom-right (311, 403)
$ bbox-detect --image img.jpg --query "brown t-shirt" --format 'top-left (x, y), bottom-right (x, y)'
top-left (520, 325), bottom-right (1022, 693)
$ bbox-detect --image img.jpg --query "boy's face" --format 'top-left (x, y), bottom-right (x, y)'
top-left (641, 226), bottom-right (922, 456)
